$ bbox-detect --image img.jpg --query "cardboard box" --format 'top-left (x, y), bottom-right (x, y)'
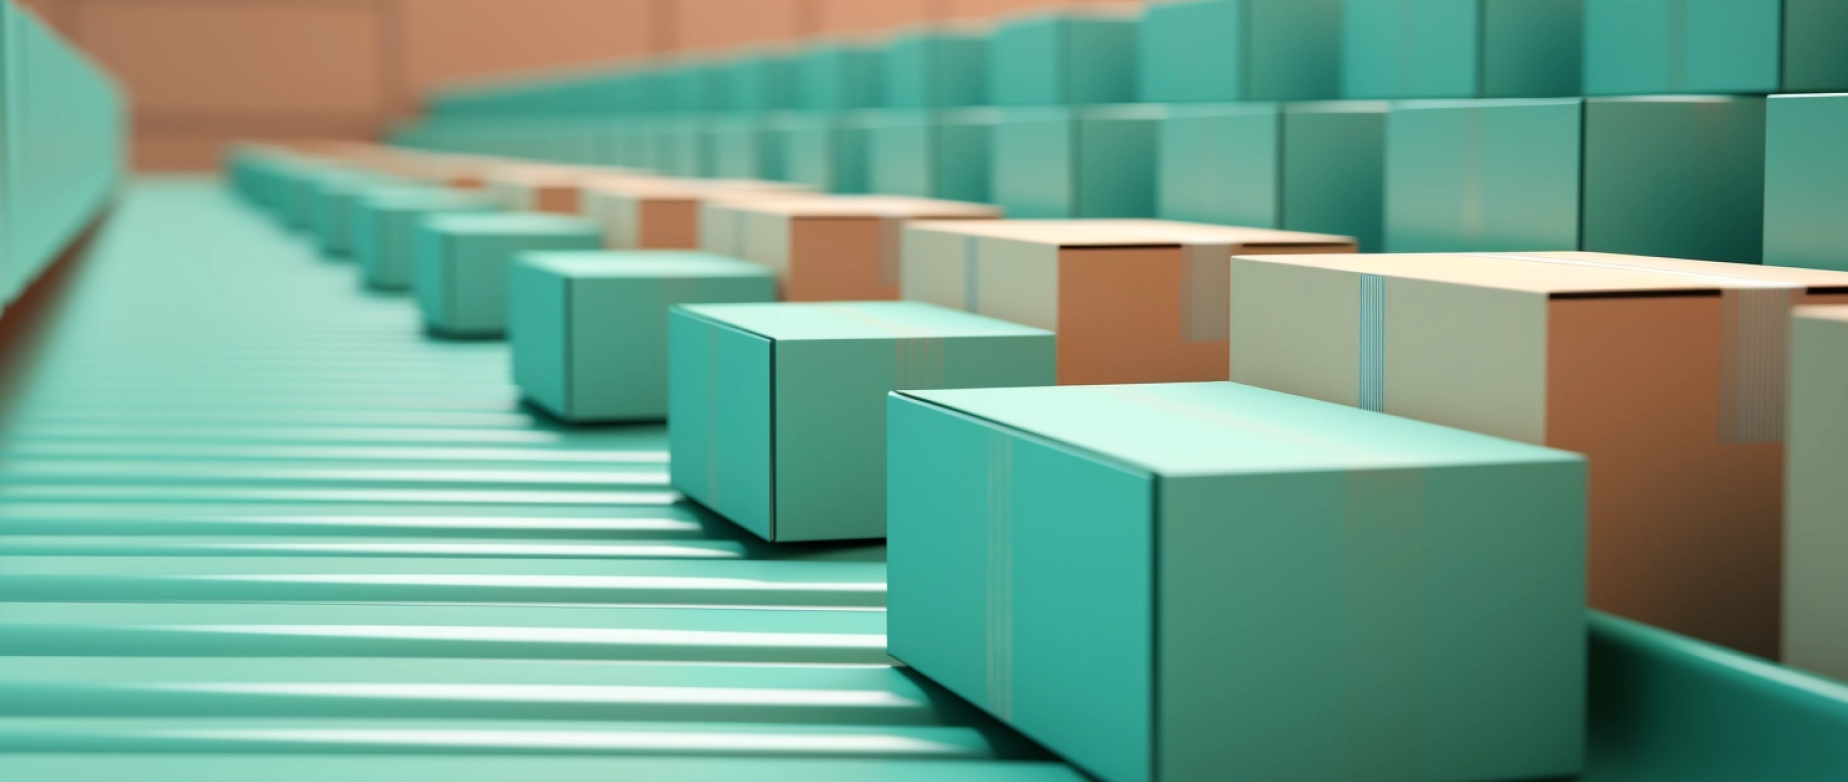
top-left (903, 218), bottom-right (1355, 384)
top-left (485, 164), bottom-right (644, 215)
top-left (1386, 96), bottom-right (1765, 263)
top-left (583, 177), bottom-right (809, 251)
top-left (1159, 101), bottom-right (1386, 251)
top-left (306, 169), bottom-right (400, 257)
top-left (1765, 94), bottom-right (1848, 271)
top-left (989, 6), bottom-right (1140, 105)
top-left (884, 26), bottom-right (989, 108)
top-left (1342, 0), bottom-right (1582, 99)
top-left (1786, 305), bottom-right (1848, 679)
top-left (705, 113), bottom-right (783, 179)
top-left (991, 104), bottom-right (1162, 218)
top-left (1585, 0), bottom-right (1848, 95)
top-left (1139, 0), bottom-right (1340, 102)
top-left (707, 195), bottom-right (1001, 301)
top-left (350, 186), bottom-right (500, 292)
top-left (1226, 250), bottom-right (1848, 657)
top-left (510, 251), bottom-right (776, 422)
top-left (778, 110), bottom-right (877, 194)
top-left (796, 41), bottom-right (886, 110)
top-left (668, 301), bottom-right (1055, 542)
top-left (888, 381), bottom-right (1586, 782)
top-left (413, 213), bottom-right (603, 338)
top-left (717, 51), bottom-right (798, 111)
top-left (868, 108), bottom-right (996, 203)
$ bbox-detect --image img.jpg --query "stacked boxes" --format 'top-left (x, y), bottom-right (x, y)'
top-left (991, 105), bottom-right (1164, 218)
top-left (988, 7), bottom-right (1139, 106)
top-left (583, 177), bottom-right (808, 250)
top-left (511, 252), bottom-right (776, 422)
top-left (1138, 0), bottom-right (1341, 102)
top-left (868, 109), bottom-right (996, 204)
top-left (883, 26), bottom-right (988, 108)
top-left (902, 219), bottom-right (1355, 384)
top-left (709, 195), bottom-right (1001, 301)
top-left (669, 301), bottom-right (1055, 541)
top-left (796, 42), bottom-right (885, 110)
top-left (1159, 101), bottom-right (1387, 250)
top-left (779, 111), bottom-right (876, 194)
top-left (1386, 96), bottom-right (1766, 262)
top-left (351, 186), bottom-right (499, 291)
top-left (486, 164), bottom-right (636, 214)
top-left (889, 382), bottom-right (1586, 782)
top-left (1226, 250), bottom-right (1848, 657)
top-left (1584, 0), bottom-right (1848, 95)
top-left (1786, 305), bottom-right (1848, 680)
top-left (1342, 0), bottom-right (1583, 99)
top-left (1764, 94), bottom-right (1848, 271)
top-left (306, 169), bottom-right (400, 256)
top-left (413, 213), bottom-right (602, 337)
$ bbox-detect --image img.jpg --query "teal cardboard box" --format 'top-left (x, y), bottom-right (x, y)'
top-left (992, 105), bottom-right (1161, 218)
top-left (780, 111), bottom-right (874, 194)
top-left (511, 251), bottom-right (776, 422)
top-left (1385, 96), bottom-right (1766, 263)
top-left (351, 186), bottom-right (499, 291)
top-left (884, 26), bottom-right (989, 107)
top-left (1585, 0), bottom-right (1848, 95)
top-left (1158, 101), bottom-right (1386, 251)
top-left (868, 108), bottom-right (995, 203)
top-left (308, 170), bottom-right (399, 256)
top-left (797, 42), bottom-right (885, 110)
top-left (707, 112), bottom-right (783, 180)
top-left (1765, 94), bottom-right (1848, 271)
top-left (413, 213), bottom-right (602, 337)
top-left (1342, 0), bottom-right (1583, 99)
top-left (718, 51), bottom-right (797, 111)
top-left (669, 301), bottom-right (1055, 542)
top-left (989, 7), bottom-right (1139, 105)
top-left (1139, 0), bottom-right (1341, 102)
top-left (889, 381), bottom-right (1586, 782)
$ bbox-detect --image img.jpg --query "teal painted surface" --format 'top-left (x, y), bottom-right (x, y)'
top-left (412, 213), bottom-right (602, 337)
top-left (670, 302), bottom-right (1053, 543)
top-left (868, 108), bottom-right (995, 203)
top-left (1765, 95), bottom-right (1848, 271)
top-left (706, 113), bottom-right (778, 179)
top-left (718, 53), bottom-right (796, 111)
top-left (1385, 98), bottom-right (1583, 252)
top-left (1582, 97), bottom-right (1766, 263)
top-left (509, 251), bottom-right (776, 422)
top-left (1585, 0), bottom-right (1848, 95)
top-left (1343, 0), bottom-right (1581, 99)
top-left (797, 44), bottom-right (885, 110)
top-left (779, 111), bottom-right (873, 194)
top-left (992, 105), bottom-right (1161, 218)
top-left (1282, 102), bottom-right (1388, 251)
top-left (988, 11), bottom-right (1139, 106)
top-left (1138, 0), bottom-right (1341, 102)
top-left (884, 29), bottom-right (988, 108)
top-left (308, 171), bottom-right (401, 257)
top-left (890, 382), bottom-right (1585, 782)
top-left (351, 187), bottom-right (499, 291)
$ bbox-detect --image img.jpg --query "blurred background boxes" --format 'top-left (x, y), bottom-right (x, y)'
top-left (716, 195), bottom-right (1000, 301)
top-left (1584, 0), bottom-right (1848, 96)
top-left (719, 51), bottom-right (797, 112)
top-left (668, 301), bottom-right (1055, 542)
top-left (1341, 0), bottom-right (1582, 99)
top-left (1386, 96), bottom-right (1765, 263)
top-left (510, 251), bottom-right (775, 422)
top-left (1786, 305), bottom-right (1848, 681)
top-left (883, 26), bottom-right (989, 108)
top-left (1765, 93), bottom-right (1848, 272)
top-left (991, 104), bottom-right (1163, 218)
top-left (1158, 101), bottom-right (1386, 251)
top-left (779, 110), bottom-right (876, 194)
top-left (868, 108), bottom-right (996, 204)
top-left (796, 41), bottom-right (886, 110)
top-left (413, 212), bottom-right (602, 337)
top-left (888, 381), bottom-right (1586, 782)
top-left (988, 6), bottom-right (1140, 106)
top-left (903, 219), bottom-right (1354, 385)
top-left (1138, 0), bottom-right (1340, 102)
top-left (351, 185), bottom-right (500, 291)
top-left (1226, 250), bottom-right (1848, 658)
top-left (583, 177), bottom-right (807, 250)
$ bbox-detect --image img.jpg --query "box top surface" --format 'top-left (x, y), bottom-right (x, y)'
top-left (908, 218), bottom-right (1355, 249)
top-left (678, 301), bottom-right (1052, 341)
top-left (520, 251), bottom-right (772, 279)
top-left (585, 177), bottom-right (808, 200)
top-left (904, 382), bottom-right (1579, 477)
top-left (729, 195), bottom-right (1002, 219)
top-left (1796, 305), bottom-right (1848, 325)
top-left (487, 164), bottom-right (639, 187)
top-left (1233, 252), bottom-right (1848, 294)
top-left (423, 212), bottom-right (601, 236)
top-left (366, 187), bottom-right (498, 209)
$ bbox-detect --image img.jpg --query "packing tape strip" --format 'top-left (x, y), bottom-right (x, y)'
top-left (1359, 273), bottom-right (1387, 413)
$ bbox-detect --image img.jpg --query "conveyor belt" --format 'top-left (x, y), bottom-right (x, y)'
top-left (0, 178), bottom-right (1076, 779)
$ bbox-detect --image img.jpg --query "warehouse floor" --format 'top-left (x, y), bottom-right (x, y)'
top-left (0, 178), bottom-right (1081, 780)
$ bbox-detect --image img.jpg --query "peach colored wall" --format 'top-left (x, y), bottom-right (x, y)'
top-left (16, 0), bottom-right (1141, 170)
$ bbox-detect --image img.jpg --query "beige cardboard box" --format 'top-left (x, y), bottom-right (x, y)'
top-left (1785, 305), bottom-right (1848, 678)
top-left (1227, 251), bottom-right (1848, 658)
top-left (905, 219), bottom-right (1355, 384)
top-left (705, 195), bottom-right (1002, 301)
top-left (484, 163), bottom-right (645, 215)
top-left (583, 177), bottom-right (811, 250)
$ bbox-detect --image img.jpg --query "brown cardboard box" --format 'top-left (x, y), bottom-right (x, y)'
top-left (905, 219), bottom-right (1354, 384)
top-left (1226, 251), bottom-right (1848, 658)
top-left (706, 195), bottom-right (1002, 301)
top-left (484, 163), bottom-right (647, 215)
top-left (584, 177), bottom-right (812, 250)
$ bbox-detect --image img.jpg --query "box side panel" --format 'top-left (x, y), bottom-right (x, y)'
top-left (1785, 313), bottom-right (1848, 679)
top-left (787, 218), bottom-right (892, 301)
top-left (870, 120), bottom-right (934, 198)
top-left (1157, 109), bottom-right (1281, 228)
top-left (1248, 0), bottom-right (1342, 100)
top-left (989, 20), bottom-right (1064, 106)
top-left (1482, 0), bottom-right (1584, 98)
top-left (1783, 0), bottom-right (1848, 92)
top-left (509, 259), bottom-right (571, 417)
top-left (1074, 116), bottom-right (1158, 218)
top-left (1282, 108), bottom-right (1384, 251)
top-left (1385, 101), bottom-right (1583, 253)
top-left (412, 225), bottom-right (452, 330)
top-left (1058, 246), bottom-right (1225, 385)
top-left (1582, 0), bottom-right (1674, 95)
top-left (1227, 259), bottom-right (1360, 405)
top-left (992, 113), bottom-right (1076, 218)
top-left (1764, 96), bottom-right (1848, 271)
top-left (971, 238), bottom-right (1059, 332)
top-left (774, 339), bottom-right (897, 541)
top-left (569, 276), bottom-right (652, 421)
top-left (936, 120), bottom-right (993, 204)
top-left (1682, 0), bottom-right (1782, 93)
top-left (900, 226), bottom-right (972, 309)
top-left (1069, 18), bottom-right (1140, 105)
top-left (668, 310), bottom-right (775, 540)
top-left (1138, 0), bottom-right (1244, 103)
top-left (639, 200), bottom-right (699, 250)
top-left (1384, 278), bottom-right (1549, 444)
top-left (1583, 97), bottom-right (1766, 264)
